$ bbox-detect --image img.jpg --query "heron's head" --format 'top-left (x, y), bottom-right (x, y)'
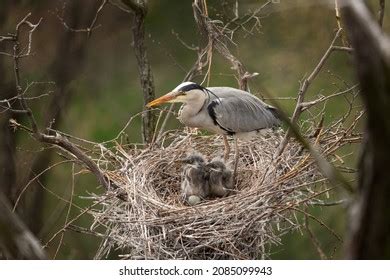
top-left (146, 82), bottom-right (206, 107)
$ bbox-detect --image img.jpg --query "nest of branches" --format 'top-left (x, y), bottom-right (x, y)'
top-left (85, 110), bottom-right (361, 259)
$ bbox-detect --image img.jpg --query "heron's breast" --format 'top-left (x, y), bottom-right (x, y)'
top-left (178, 105), bottom-right (225, 134)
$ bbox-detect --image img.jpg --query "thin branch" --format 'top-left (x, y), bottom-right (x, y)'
top-left (4, 15), bottom-right (127, 201)
top-left (293, 207), bottom-right (343, 242)
top-left (55, 0), bottom-right (108, 37)
top-left (193, 0), bottom-right (256, 90)
top-left (304, 213), bottom-right (327, 260)
top-left (43, 194), bottom-right (112, 249)
top-left (53, 163), bottom-right (75, 259)
top-left (12, 14), bottom-right (41, 134)
top-left (309, 199), bottom-right (348, 206)
top-left (335, 0), bottom-right (342, 30)
top-left (300, 84), bottom-right (358, 110)
top-left (332, 46), bottom-right (353, 53)
top-left (270, 100), bottom-right (354, 193)
top-left (155, 1), bottom-right (268, 140)
top-left (0, 35), bottom-right (15, 42)
top-left (274, 29), bottom-right (343, 158)
top-left (378, 0), bottom-right (385, 28)
top-left (335, 0), bottom-right (348, 47)
top-left (121, 0), bottom-right (146, 14)
top-left (87, 0), bottom-right (108, 37)
top-left (12, 158), bottom-right (72, 212)
top-left (108, 0), bottom-right (131, 13)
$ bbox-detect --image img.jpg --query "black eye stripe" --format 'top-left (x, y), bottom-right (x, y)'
top-left (178, 83), bottom-right (205, 92)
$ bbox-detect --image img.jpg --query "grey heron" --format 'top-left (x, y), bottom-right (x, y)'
top-left (147, 82), bottom-right (280, 174)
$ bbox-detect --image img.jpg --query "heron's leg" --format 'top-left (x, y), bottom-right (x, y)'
top-left (233, 137), bottom-right (239, 179)
top-left (223, 135), bottom-right (230, 162)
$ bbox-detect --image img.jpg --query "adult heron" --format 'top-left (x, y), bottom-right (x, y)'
top-left (147, 82), bottom-right (280, 173)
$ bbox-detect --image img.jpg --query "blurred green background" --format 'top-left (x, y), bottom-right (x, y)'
top-left (0, 0), bottom-right (388, 259)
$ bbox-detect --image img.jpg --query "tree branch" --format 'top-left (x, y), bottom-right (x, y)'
top-left (0, 193), bottom-right (46, 259)
top-left (274, 28), bottom-right (343, 158)
top-left (122, 0), bottom-right (156, 143)
top-left (2, 14), bottom-right (126, 202)
top-left (378, 0), bottom-right (385, 28)
top-left (55, 0), bottom-right (108, 37)
top-left (342, 0), bottom-right (390, 259)
top-left (193, 0), bottom-right (257, 90)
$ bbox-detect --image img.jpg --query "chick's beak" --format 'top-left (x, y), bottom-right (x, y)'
top-left (146, 92), bottom-right (176, 107)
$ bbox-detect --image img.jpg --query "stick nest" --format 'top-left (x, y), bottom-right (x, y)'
top-left (86, 118), bottom-right (359, 259)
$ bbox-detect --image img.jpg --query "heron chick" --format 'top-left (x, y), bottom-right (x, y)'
top-left (207, 158), bottom-right (234, 197)
top-left (147, 82), bottom-right (280, 175)
top-left (180, 154), bottom-right (209, 205)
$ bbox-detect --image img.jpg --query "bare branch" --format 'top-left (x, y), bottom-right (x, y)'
top-left (332, 46), bottom-right (353, 53)
top-left (55, 0), bottom-right (108, 37)
top-left (271, 101), bottom-right (354, 193)
top-left (292, 206), bottom-right (343, 243)
top-left (12, 14), bottom-right (42, 134)
top-left (309, 199), bottom-right (348, 206)
top-left (378, 0), bottom-right (385, 28)
top-left (0, 193), bottom-right (46, 259)
top-left (53, 164), bottom-right (75, 259)
top-left (274, 29), bottom-right (343, 158)
top-left (155, 1), bottom-right (269, 140)
top-left (87, 0), bottom-right (108, 37)
top-left (108, 0), bottom-right (131, 13)
top-left (0, 35), bottom-right (15, 42)
top-left (300, 84), bottom-right (358, 110)
top-left (304, 214), bottom-right (327, 260)
top-left (43, 194), bottom-right (112, 249)
top-left (335, 0), bottom-right (349, 47)
top-left (121, 0), bottom-right (156, 144)
top-left (3, 14), bottom-right (127, 202)
top-left (193, 0), bottom-right (256, 90)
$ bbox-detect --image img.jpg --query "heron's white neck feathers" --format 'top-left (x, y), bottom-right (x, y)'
top-left (178, 90), bottom-right (207, 126)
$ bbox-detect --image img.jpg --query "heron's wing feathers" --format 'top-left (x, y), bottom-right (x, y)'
top-left (207, 91), bottom-right (280, 133)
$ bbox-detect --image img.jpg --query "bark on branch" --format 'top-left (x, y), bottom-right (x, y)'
top-left (342, 0), bottom-right (390, 259)
top-left (0, 193), bottom-right (46, 259)
top-left (122, 0), bottom-right (156, 143)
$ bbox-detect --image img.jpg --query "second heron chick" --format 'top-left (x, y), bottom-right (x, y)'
top-left (207, 158), bottom-right (234, 197)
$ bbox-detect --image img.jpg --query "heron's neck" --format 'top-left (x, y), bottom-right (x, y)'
top-left (178, 96), bottom-right (206, 124)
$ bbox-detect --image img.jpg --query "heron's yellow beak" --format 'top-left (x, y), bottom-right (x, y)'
top-left (146, 92), bottom-right (177, 107)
